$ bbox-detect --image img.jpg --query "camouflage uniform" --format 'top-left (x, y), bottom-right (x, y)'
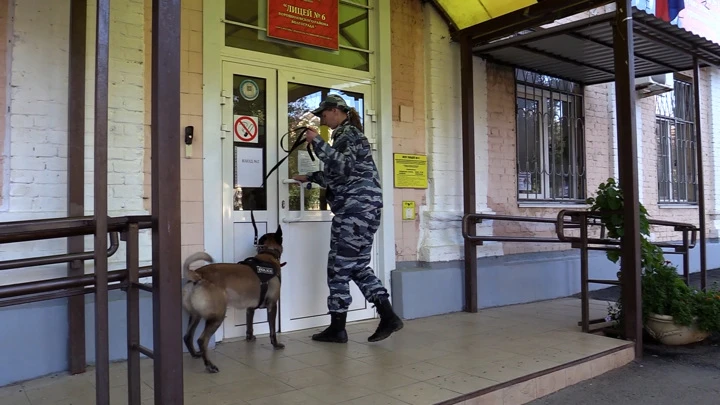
top-left (306, 118), bottom-right (389, 313)
top-left (305, 94), bottom-right (403, 343)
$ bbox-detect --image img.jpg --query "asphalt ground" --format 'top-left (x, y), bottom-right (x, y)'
top-left (529, 268), bottom-right (720, 405)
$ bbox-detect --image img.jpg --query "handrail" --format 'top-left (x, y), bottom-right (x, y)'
top-left (461, 213), bottom-right (593, 244)
top-left (0, 215), bottom-right (152, 244)
top-left (0, 232), bottom-right (121, 271)
top-left (556, 209), bottom-right (698, 250)
top-left (461, 210), bottom-right (700, 333)
top-left (0, 266), bottom-right (152, 308)
top-left (0, 215), bottom-right (152, 307)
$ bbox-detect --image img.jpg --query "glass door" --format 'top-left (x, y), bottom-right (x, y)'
top-left (277, 72), bottom-right (378, 331)
top-left (221, 62), bottom-right (279, 339)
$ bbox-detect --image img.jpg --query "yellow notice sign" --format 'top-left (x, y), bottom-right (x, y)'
top-left (402, 201), bottom-right (416, 220)
top-left (393, 153), bottom-right (428, 189)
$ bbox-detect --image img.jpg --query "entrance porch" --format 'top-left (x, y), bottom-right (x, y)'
top-left (1, 298), bottom-right (632, 405)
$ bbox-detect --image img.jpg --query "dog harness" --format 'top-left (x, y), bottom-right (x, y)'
top-left (238, 257), bottom-right (280, 309)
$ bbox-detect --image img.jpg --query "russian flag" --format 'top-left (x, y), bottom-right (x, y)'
top-left (655, 0), bottom-right (685, 22)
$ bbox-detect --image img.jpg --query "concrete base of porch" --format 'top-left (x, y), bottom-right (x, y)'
top-left (0, 297), bottom-right (633, 405)
top-left (391, 241), bottom-right (720, 320)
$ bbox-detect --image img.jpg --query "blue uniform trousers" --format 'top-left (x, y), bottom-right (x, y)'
top-left (326, 208), bottom-right (389, 312)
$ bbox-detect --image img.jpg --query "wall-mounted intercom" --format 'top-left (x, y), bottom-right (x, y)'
top-left (185, 126), bottom-right (193, 158)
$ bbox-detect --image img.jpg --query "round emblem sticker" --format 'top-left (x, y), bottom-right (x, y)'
top-left (239, 79), bottom-right (259, 101)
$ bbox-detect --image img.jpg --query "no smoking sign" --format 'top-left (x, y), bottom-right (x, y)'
top-left (233, 115), bottom-right (259, 143)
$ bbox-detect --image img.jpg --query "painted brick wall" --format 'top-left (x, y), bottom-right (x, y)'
top-left (480, 4), bottom-right (617, 256)
top-left (390, 0), bottom-right (426, 262)
top-left (712, 68), bottom-right (720, 234)
top-left (410, 4), bottom-right (720, 264)
top-left (0, 0), bottom-right (149, 285)
top-left (140, 0), bottom-right (205, 263)
top-left (484, 64), bottom-right (610, 256)
top-left (483, 67), bottom-right (715, 255)
top-left (416, 3), bottom-right (498, 263)
top-left (0, 0), bottom-right (8, 211)
top-left (179, 0), bottom-right (205, 261)
top-left (641, 69), bottom-right (717, 241)
top-left (585, 83), bottom-right (616, 193)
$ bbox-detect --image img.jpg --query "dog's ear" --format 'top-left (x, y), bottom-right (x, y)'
top-left (280, 262), bottom-right (287, 267)
top-left (275, 224), bottom-right (283, 243)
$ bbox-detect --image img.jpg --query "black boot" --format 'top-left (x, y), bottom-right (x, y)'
top-left (312, 312), bottom-right (348, 343)
top-left (368, 297), bottom-right (404, 342)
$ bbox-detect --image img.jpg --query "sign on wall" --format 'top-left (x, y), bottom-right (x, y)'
top-left (393, 153), bottom-right (428, 189)
top-left (267, 0), bottom-right (339, 51)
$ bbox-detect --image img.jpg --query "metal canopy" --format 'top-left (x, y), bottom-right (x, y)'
top-left (472, 7), bottom-right (720, 85)
top-left (428, 0), bottom-right (539, 31)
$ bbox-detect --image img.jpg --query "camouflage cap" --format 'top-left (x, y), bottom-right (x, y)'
top-left (312, 94), bottom-right (349, 116)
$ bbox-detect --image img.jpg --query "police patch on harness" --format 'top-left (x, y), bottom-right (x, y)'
top-left (256, 266), bottom-right (274, 276)
top-left (238, 257), bottom-right (280, 308)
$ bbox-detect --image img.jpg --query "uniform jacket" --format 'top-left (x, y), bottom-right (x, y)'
top-left (306, 120), bottom-right (383, 214)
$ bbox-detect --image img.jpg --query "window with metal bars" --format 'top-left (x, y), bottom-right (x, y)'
top-left (655, 76), bottom-right (698, 204)
top-left (514, 69), bottom-right (586, 203)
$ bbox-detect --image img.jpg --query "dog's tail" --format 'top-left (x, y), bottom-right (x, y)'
top-left (183, 251), bottom-right (214, 282)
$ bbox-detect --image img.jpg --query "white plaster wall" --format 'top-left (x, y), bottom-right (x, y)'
top-left (417, 5), bottom-right (499, 262)
top-left (0, 0), bottom-right (150, 285)
top-left (711, 67), bottom-right (720, 232)
top-left (636, 103), bottom-right (644, 203)
top-left (609, 85), bottom-right (619, 178)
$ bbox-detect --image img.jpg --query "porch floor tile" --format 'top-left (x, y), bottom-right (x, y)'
top-left (1, 298), bottom-right (631, 405)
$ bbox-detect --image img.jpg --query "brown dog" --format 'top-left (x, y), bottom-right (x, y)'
top-left (182, 225), bottom-right (285, 373)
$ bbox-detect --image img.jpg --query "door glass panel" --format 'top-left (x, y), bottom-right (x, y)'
top-left (233, 74), bottom-right (268, 211)
top-left (286, 83), bottom-right (364, 212)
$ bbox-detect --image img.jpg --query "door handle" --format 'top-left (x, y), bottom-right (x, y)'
top-left (281, 179), bottom-right (317, 223)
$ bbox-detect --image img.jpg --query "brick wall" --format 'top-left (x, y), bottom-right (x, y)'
top-left (179, 0), bottom-right (204, 261)
top-left (483, 66), bottom-right (716, 255)
top-left (0, 0), bottom-right (8, 210)
top-left (712, 68), bottom-right (720, 234)
top-left (390, 0), bottom-right (426, 262)
top-left (484, 65), bottom-right (614, 256)
top-left (414, 3), bottom-right (498, 263)
top-left (141, 0), bottom-right (205, 262)
top-left (640, 69), bottom-right (717, 241)
top-left (0, 0), bottom-right (149, 285)
top-left (419, 4), bottom-right (718, 259)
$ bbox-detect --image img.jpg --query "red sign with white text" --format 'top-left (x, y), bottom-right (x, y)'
top-left (267, 0), bottom-right (339, 51)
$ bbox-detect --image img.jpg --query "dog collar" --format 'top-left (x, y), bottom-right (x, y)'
top-left (255, 245), bottom-right (282, 261)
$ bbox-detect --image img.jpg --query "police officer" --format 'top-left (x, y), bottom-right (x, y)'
top-left (292, 94), bottom-right (403, 343)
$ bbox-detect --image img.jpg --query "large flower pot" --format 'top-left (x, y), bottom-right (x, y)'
top-left (645, 313), bottom-right (710, 346)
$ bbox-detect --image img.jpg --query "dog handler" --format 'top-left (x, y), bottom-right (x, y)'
top-left (292, 94), bottom-right (403, 343)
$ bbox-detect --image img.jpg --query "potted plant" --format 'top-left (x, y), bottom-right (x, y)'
top-left (588, 178), bottom-right (720, 345)
top-left (641, 260), bottom-right (712, 345)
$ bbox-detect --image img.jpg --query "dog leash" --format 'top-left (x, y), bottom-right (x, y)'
top-left (251, 126), bottom-right (316, 246)
top-left (261, 126), bottom-right (314, 188)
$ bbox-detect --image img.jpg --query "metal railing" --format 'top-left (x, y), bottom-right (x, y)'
top-left (462, 210), bottom-right (698, 333)
top-left (0, 215), bottom-right (153, 404)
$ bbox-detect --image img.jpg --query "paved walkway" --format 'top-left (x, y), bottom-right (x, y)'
top-left (531, 269), bottom-right (720, 405)
top-left (528, 336), bottom-right (720, 405)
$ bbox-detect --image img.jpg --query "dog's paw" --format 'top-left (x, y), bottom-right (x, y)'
top-left (272, 342), bottom-right (285, 350)
top-left (206, 364), bottom-right (220, 373)
top-left (190, 352), bottom-right (201, 359)
top-left (246, 335), bottom-right (256, 342)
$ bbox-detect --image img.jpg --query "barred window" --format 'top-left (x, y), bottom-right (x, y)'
top-left (655, 76), bottom-right (698, 204)
top-left (515, 69), bottom-right (586, 203)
